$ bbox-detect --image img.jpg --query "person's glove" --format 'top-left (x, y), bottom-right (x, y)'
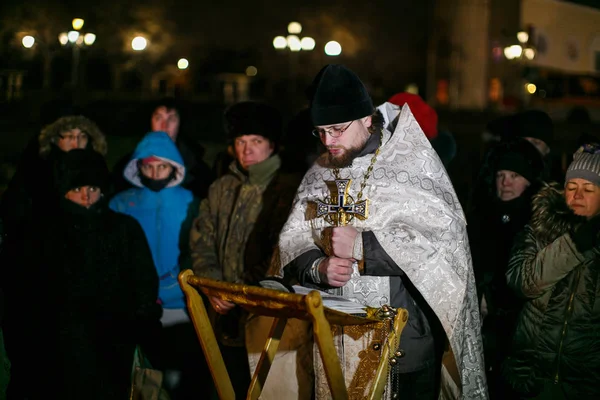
top-left (571, 215), bottom-right (600, 253)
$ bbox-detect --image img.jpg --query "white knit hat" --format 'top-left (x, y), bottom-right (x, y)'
top-left (566, 143), bottom-right (600, 186)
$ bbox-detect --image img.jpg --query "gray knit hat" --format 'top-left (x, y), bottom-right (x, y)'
top-left (566, 143), bottom-right (600, 186)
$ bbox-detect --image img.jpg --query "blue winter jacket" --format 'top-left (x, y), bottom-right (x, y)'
top-left (109, 132), bottom-right (197, 309)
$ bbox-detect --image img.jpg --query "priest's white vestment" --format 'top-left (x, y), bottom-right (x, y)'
top-left (277, 103), bottom-right (488, 399)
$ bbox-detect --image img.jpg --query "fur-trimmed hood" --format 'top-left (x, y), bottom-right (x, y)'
top-left (529, 182), bottom-right (585, 245)
top-left (38, 116), bottom-right (107, 159)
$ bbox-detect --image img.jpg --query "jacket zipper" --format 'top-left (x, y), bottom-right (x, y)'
top-left (554, 267), bottom-right (581, 383)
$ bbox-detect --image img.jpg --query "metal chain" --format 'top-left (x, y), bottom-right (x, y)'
top-left (333, 130), bottom-right (383, 201)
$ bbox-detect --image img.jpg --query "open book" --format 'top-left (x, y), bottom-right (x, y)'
top-left (258, 279), bottom-right (368, 316)
top-left (292, 285), bottom-right (367, 316)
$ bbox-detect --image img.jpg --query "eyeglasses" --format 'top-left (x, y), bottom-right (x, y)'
top-left (312, 120), bottom-right (354, 138)
top-left (59, 132), bottom-right (89, 143)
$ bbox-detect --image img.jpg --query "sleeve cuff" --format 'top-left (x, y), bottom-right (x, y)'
top-left (309, 257), bottom-right (326, 284)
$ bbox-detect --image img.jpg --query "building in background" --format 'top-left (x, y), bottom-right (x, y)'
top-left (427, 0), bottom-right (492, 111)
top-left (428, 0), bottom-right (600, 119)
top-left (522, 0), bottom-right (600, 120)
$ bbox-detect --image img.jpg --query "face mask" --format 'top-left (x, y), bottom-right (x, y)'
top-left (59, 195), bottom-right (105, 216)
top-left (139, 169), bottom-right (176, 192)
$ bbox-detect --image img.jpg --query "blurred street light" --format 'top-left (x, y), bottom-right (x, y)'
top-left (21, 36), bottom-right (35, 48)
top-left (503, 44), bottom-right (523, 60)
top-left (273, 36), bottom-right (287, 49)
top-left (288, 22), bottom-right (302, 34)
top-left (526, 83), bottom-right (537, 94)
top-left (83, 33), bottom-right (96, 46)
top-left (177, 58), bottom-right (189, 70)
top-left (504, 29), bottom-right (535, 61)
top-left (67, 31), bottom-right (80, 43)
top-left (324, 41), bottom-right (342, 56)
top-left (246, 66), bottom-right (258, 76)
top-left (504, 44), bottom-right (536, 60)
top-left (58, 33), bottom-right (68, 45)
top-left (273, 22), bottom-right (315, 53)
top-left (131, 36), bottom-right (148, 51)
top-left (72, 18), bottom-right (84, 31)
top-left (523, 48), bottom-right (535, 60)
top-left (287, 35), bottom-right (301, 51)
top-left (517, 31), bottom-right (529, 44)
top-left (300, 37), bottom-right (315, 51)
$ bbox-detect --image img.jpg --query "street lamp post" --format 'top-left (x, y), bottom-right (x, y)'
top-left (272, 22), bottom-right (315, 105)
top-left (21, 19), bottom-right (95, 91)
top-left (502, 29), bottom-right (537, 106)
top-left (272, 22), bottom-right (316, 53)
top-left (58, 18), bottom-right (96, 89)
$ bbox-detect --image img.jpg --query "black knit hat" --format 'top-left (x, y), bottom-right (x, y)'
top-left (494, 139), bottom-right (544, 183)
top-left (309, 64), bottom-right (374, 126)
top-left (53, 149), bottom-right (109, 196)
top-left (224, 101), bottom-right (282, 144)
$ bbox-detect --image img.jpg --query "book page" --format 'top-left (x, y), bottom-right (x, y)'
top-left (292, 285), bottom-right (367, 315)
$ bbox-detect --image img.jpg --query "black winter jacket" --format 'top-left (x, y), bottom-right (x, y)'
top-left (2, 200), bottom-right (161, 400)
top-left (504, 183), bottom-right (599, 397)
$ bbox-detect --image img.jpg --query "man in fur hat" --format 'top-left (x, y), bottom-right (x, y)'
top-left (190, 101), bottom-right (302, 398)
top-left (276, 64), bottom-right (487, 399)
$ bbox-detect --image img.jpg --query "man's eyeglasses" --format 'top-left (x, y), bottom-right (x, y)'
top-left (59, 132), bottom-right (89, 142)
top-left (312, 120), bottom-right (354, 138)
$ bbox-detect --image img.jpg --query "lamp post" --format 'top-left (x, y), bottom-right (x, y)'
top-left (272, 22), bottom-right (315, 104)
top-left (503, 30), bottom-right (536, 61)
top-left (58, 18), bottom-right (96, 89)
top-left (21, 19), bottom-right (95, 91)
top-left (502, 30), bottom-right (537, 105)
top-left (272, 22), bottom-right (316, 52)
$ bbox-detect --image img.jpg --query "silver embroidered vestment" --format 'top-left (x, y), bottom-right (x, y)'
top-left (277, 104), bottom-right (488, 399)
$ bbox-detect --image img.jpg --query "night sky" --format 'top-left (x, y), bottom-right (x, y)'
top-left (0, 0), bottom-right (435, 95)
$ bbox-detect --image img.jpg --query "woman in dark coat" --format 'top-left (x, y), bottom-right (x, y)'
top-left (467, 138), bottom-right (545, 398)
top-left (503, 143), bottom-right (600, 399)
top-left (2, 149), bottom-right (161, 400)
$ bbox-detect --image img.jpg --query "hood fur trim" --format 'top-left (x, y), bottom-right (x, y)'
top-left (530, 182), bottom-right (585, 245)
top-left (38, 116), bottom-right (107, 159)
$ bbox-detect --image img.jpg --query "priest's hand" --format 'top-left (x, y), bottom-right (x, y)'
top-left (209, 296), bottom-right (235, 315)
top-left (331, 226), bottom-right (359, 259)
top-left (319, 256), bottom-right (354, 287)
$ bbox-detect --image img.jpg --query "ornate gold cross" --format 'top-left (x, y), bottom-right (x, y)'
top-left (315, 179), bottom-right (369, 227)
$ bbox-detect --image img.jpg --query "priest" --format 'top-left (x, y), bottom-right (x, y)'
top-left (276, 64), bottom-right (487, 399)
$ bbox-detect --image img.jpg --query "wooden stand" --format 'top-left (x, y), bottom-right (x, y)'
top-left (179, 270), bottom-right (408, 400)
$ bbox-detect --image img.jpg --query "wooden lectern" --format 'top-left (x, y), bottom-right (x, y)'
top-left (178, 270), bottom-right (408, 400)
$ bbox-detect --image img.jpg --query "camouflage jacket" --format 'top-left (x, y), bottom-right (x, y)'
top-left (190, 154), bottom-right (301, 345)
top-left (190, 154), bottom-right (301, 283)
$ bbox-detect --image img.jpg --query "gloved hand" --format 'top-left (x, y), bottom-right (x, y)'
top-left (571, 215), bottom-right (600, 253)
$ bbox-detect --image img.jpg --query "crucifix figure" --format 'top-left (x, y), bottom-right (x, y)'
top-left (315, 179), bottom-right (368, 227)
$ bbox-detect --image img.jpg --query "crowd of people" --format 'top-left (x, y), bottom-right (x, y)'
top-left (0, 63), bottom-right (598, 400)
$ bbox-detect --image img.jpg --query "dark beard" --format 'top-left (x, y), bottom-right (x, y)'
top-left (325, 146), bottom-right (362, 168)
top-left (319, 131), bottom-right (380, 169)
